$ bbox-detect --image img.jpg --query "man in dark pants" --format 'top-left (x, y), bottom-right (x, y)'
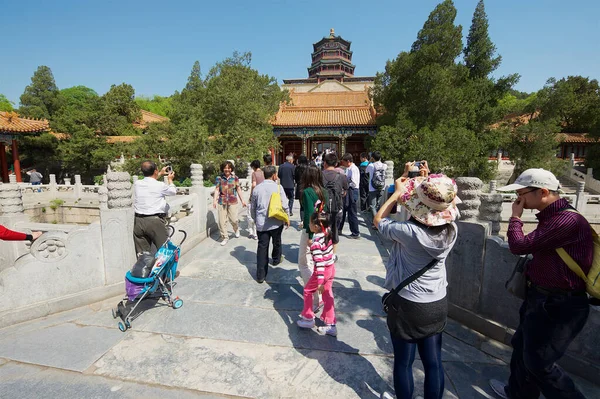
top-left (491, 168), bottom-right (592, 399)
top-left (133, 160), bottom-right (177, 255)
top-left (359, 153), bottom-right (370, 212)
top-left (250, 165), bottom-right (290, 283)
top-left (322, 153), bottom-right (348, 256)
top-left (278, 154), bottom-right (295, 216)
top-left (339, 153), bottom-right (360, 238)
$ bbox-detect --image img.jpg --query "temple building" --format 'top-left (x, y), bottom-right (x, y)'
top-left (272, 29), bottom-right (376, 164)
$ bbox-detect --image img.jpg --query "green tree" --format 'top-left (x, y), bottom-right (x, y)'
top-left (463, 0), bottom-right (501, 79)
top-left (170, 61), bottom-right (205, 124)
top-left (19, 66), bottom-right (63, 119)
top-left (51, 86), bottom-right (102, 133)
top-left (97, 83), bottom-right (142, 136)
top-left (0, 94), bottom-right (14, 111)
top-left (135, 95), bottom-right (173, 117)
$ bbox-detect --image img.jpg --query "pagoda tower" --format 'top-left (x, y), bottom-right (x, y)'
top-left (308, 28), bottom-right (355, 83)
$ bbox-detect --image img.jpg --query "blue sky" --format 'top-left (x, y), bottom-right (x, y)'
top-left (2, 0), bottom-right (599, 105)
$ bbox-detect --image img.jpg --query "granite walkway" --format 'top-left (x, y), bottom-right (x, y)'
top-left (1, 204), bottom-right (598, 398)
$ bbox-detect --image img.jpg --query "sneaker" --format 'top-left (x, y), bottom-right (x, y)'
top-left (234, 230), bottom-right (240, 238)
top-left (316, 324), bottom-right (337, 337)
top-left (489, 379), bottom-right (508, 399)
top-left (349, 234), bottom-right (360, 239)
top-left (312, 300), bottom-right (324, 313)
top-left (380, 392), bottom-right (394, 399)
top-left (220, 238), bottom-right (229, 246)
top-left (289, 212), bottom-right (294, 217)
top-left (296, 316), bottom-right (315, 329)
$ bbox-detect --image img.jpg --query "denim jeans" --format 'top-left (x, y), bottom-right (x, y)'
top-left (368, 190), bottom-right (383, 219)
top-left (339, 188), bottom-right (359, 235)
top-left (390, 333), bottom-right (444, 399)
top-left (507, 288), bottom-right (589, 399)
top-left (256, 225), bottom-right (283, 281)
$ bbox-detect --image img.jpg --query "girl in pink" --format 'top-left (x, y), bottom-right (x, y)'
top-left (296, 210), bottom-right (337, 336)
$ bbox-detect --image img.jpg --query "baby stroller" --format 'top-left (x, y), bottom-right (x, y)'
top-left (112, 226), bottom-right (187, 332)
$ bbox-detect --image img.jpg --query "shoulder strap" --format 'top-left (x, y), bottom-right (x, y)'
top-left (389, 259), bottom-right (438, 297)
top-left (555, 207), bottom-right (589, 281)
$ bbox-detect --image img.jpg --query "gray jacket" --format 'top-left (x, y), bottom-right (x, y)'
top-left (378, 218), bottom-right (457, 303)
top-left (251, 179), bottom-right (289, 231)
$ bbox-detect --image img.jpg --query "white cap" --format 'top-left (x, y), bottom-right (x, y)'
top-left (497, 168), bottom-right (561, 192)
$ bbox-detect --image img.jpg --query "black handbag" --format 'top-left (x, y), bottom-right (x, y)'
top-left (382, 259), bottom-right (438, 314)
top-left (505, 255), bottom-right (531, 300)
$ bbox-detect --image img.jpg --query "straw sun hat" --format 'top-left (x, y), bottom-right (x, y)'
top-left (399, 174), bottom-right (461, 226)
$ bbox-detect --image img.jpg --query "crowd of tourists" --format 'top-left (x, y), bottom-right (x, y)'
top-left (124, 157), bottom-right (596, 399)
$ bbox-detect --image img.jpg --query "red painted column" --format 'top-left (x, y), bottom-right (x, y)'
top-left (0, 144), bottom-right (8, 183)
top-left (11, 140), bottom-right (22, 182)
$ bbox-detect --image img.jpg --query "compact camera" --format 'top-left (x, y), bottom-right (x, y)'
top-left (165, 165), bottom-right (173, 173)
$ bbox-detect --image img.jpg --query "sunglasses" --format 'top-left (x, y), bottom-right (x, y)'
top-left (517, 188), bottom-right (539, 197)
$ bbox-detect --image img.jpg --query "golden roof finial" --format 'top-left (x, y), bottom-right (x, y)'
top-left (329, 28), bottom-right (335, 38)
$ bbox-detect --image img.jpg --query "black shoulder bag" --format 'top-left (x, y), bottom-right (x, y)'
top-left (382, 259), bottom-right (438, 314)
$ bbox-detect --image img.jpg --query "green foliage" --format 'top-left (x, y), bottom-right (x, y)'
top-left (52, 86), bottom-right (101, 133)
top-left (373, 0), bottom-right (515, 181)
top-left (464, 0), bottom-right (501, 79)
top-left (585, 145), bottom-right (600, 179)
top-left (94, 175), bottom-right (105, 185)
top-left (173, 177), bottom-right (192, 187)
top-left (536, 76), bottom-right (600, 134)
top-left (96, 83), bottom-right (142, 136)
top-left (18, 133), bottom-right (61, 174)
top-left (505, 120), bottom-right (567, 179)
top-left (19, 66), bottom-right (63, 119)
top-left (135, 95), bottom-right (173, 117)
top-left (49, 198), bottom-right (64, 211)
top-left (0, 94), bottom-right (14, 111)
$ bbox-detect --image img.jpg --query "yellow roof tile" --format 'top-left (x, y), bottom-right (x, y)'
top-left (0, 111), bottom-right (50, 134)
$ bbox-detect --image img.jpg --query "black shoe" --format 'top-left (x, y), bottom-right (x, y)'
top-left (271, 257), bottom-right (282, 266)
top-left (349, 234), bottom-right (360, 239)
top-left (257, 278), bottom-right (265, 284)
top-left (289, 212), bottom-right (294, 217)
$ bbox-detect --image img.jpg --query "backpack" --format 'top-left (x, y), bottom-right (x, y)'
top-left (371, 165), bottom-right (386, 191)
top-left (323, 173), bottom-right (343, 214)
top-left (555, 209), bottom-right (600, 300)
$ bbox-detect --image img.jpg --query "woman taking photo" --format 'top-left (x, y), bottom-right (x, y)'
top-left (298, 165), bottom-right (328, 309)
top-left (374, 162), bottom-right (459, 399)
top-left (213, 160), bottom-right (247, 246)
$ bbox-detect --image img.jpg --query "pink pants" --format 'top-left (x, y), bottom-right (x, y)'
top-left (301, 266), bottom-right (336, 325)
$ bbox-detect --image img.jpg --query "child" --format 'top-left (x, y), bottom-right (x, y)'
top-left (296, 211), bottom-right (337, 336)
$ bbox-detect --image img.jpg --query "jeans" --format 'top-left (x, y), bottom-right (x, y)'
top-left (339, 188), bottom-right (359, 235)
top-left (391, 333), bottom-right (444, 399)
top-left (301, 265), bottom-right (336, 325)
top-left (360, 181), bottom-right (368, 211)
top-left (368, 190), bottom-right (383, 219)
top-left (507, 288), bottom-right (589, 399)
top-left (256, 225), bottom-right (283, 281)
top-left (284, 187), bottom-right (294, 215)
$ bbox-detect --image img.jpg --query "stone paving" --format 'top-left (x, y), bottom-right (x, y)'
top-left (1, 204), bottom-right (598, 398)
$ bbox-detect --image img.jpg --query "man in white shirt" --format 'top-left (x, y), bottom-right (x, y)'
top-left (365, 151), bottom-right (388, 220)
top-left (133, 160), bottom-right (177, 255)
top-left (339, 153), bottom-right (360, 238)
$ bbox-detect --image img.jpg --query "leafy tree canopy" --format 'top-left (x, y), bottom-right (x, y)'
top-left (464, 0), bottom-right (501, 79)
top-left (0, 94), bottom-right (14, 112)
top-left (96, 83), bottom-right (142, 136)
top-left (19, 65), bottom-right (63, 119)
top-left (135, 95), bottom-right (173, 117)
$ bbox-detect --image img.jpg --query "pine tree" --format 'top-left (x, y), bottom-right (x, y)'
top-left (19, 66), bottom-right (62, 119)
top-left (185, 61), bottom-right (203, 92)
top-left (411, 0), bottom-right (463, 67)
top-left (464, 0), bottom-right (501, 79)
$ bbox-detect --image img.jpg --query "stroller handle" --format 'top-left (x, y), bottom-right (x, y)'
top-left (167, 225), bottom-right (187, 247)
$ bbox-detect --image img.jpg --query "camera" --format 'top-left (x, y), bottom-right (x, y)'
top-left (165, 165), bottom-right (173, 173)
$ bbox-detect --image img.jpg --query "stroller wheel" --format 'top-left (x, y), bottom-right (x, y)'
top-left (118, 322), bottom-right (127, 332)
top-left (173, 298), bottom-right (183, 309)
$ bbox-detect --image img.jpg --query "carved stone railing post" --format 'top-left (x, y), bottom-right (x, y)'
top-left (489, 180), bottom-right (497, 193)
top-left (480, 193), bottom-right (503, 236)
top-left (49, 174), bottom-right (57, 195)
top-left (0, 184), bottom-right (24, 215)
top-left (190, 164), bottom-right (208, 238)
top-left (74, 175), bottom-right (82, 199)
top-left (64, 177), bottom-right (71, 186)
top-left (384, 160), bottom-right (394, 186)
top-left (575, 181), bottom-right (587, 214)
top-left (456, 177), bottom-right (483, 222)
top-left (100, 171), bottom-right (135, 284)
top-left (8, 175), bottom-right (17, 184)
top-left (247, 164), bottom-right (253, 181)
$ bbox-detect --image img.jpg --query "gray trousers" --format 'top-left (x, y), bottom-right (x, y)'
top-left (133, 215), bottom-right (168, 255)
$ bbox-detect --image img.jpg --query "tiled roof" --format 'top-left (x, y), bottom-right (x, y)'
top-left (0, 111), bottom-right (50, 134)
top-left (556, 133), bottom-right (598, 143)
top-left (272, 91), bottom-right (376, 127)
top-left (133, 110), bottom-right (169, 129)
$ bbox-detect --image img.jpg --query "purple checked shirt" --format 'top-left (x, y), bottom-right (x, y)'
top-left (507, 198), bottom-right (593, 291)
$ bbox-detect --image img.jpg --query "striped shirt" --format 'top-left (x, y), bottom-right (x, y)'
top-left (507, 198), bottom-right (593, 290)
top-left (310, 232), bottom-right (335, 284)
